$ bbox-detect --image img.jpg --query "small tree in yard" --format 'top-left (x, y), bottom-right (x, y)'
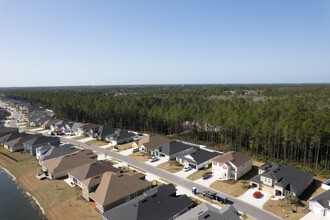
top-left (241, 180), bottom-right (248, 189)
top-left (241, 213), bottom-right (247, 220)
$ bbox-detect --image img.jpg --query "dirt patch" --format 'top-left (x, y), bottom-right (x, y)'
top-left (116, 142), bottom-right (133, 151)
top-left (85, 140), bottom-right (108, 147)
top-left (263, 199), bottom-right (309, 220)
top-left (210, 179), bottom-right (248, 197)
top-left (157, 161), bottom-right (183, 173)
top-left (128, 152), bottom-right (150, 162)
top-left (187, 168), bottom-right (212, 181)
top-left (72, 136), bottom-right (88, 140)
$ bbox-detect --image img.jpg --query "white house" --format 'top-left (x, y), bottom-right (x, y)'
top-left (309, 190), bottom-right (330, 216)
top-left (322, 179), bottom-right (330, 190)
top-left (176, 148), bottom-right (220, 170)
top-left (212, 151), bottom-right (252, 180)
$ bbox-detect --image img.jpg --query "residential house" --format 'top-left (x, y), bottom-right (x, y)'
top-left (151, 141), bottom-right (195, 160)
top-left (37, 144), bottom-right (78, 165)
top-left (0, 126), bottom-right (19, 136)
top-left (250, 162), bottom-right (313, 197)
top-left (110, 129), bottom-right (136, 145)
top-left (176, 148), bottom-right (220, 170)
top-left (42, 149), bottom-right (97, 179)
top-left (95, 125), bottom-right (116, 141)
top-left (132, 134), bottom-right (171, 153)
top-left (65, 122), bottom-right (83, 136)
top-left (83, 171), bottom-right (152, 213)
top-left (212, 151), bottom-right (252, 180)
top-left (309, 190), bottom-right (330, 216)
top-left (67, 161), bottom-right (120, 188)
top-left (29, 115), bottom-right (53, 127)
top-left (24, 136), bottom-right (60, 156)
top-left (177, 203), bottom-right (240, 220)
top-left (77, 123), bottom-right (100, 137)
top-left (50, 120), bottom-right (72, 133)
top-left (1, 132), bottom-right (27, 146)
top-left (42, 119), bottom-right (61, 129)
top-left (5, 134), bottom-right (41, 152)
top-left (102, 184), bottom-right (194, 220)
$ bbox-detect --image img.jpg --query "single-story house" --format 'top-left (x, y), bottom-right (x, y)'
top-left (29, 115), bottom-right (53, 127)
top-left (176, 148), bottom-right (221, 170)
top-left (42, 149), bottom-right (97, 179)
top-left (102, 184), bottom-right (194, 220)
top-left (23, 136), bottom-right (60, 156)
top-left (212, 151), bottom-right (252, 180)
top-left (132, 134), bottom-right (171, 153)
top-left (37, 144), bottom-right (78, 165)
top-left (95, 125), bottom-right (116, 142)
top-left (250, 162), bottom-right (313, 197)
top-left (65, 122), bottom-right (83, 136)
top-left (1, 132), bottom-right (27, 146)
top-left (42, 119), bottom-right (61, 129)
top-left (50, 120), bottom-right (72, 133)
top-left (84, 171), bottom-right (152, 213)
top-left (67, 161), bottom-right (120, 188)
top-left (5, 134), bottom-right (41, 152)
top-left (309, 190), bottom-right (330, 216)
top-left (0, 127), bottom-right (18, 136)
top-left (110, 129), bottom-right (136, 145)
top-left (151, 141), bottom-right (195, 160)
top-left (177, 203), bottom-right (240, 220)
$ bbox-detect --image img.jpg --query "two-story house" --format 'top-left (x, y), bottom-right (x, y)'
top-left (212, 151), bottom-right (252, 180)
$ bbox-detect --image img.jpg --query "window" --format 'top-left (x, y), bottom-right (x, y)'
top-left (134, 192), bottom-right (138, 197)
top-left (126, 195), bottom-right (131, 201)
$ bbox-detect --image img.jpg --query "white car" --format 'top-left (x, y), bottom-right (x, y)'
top-left (149, 157), bottom-right (158, 162)
top-left (183, 166), bottom-right (192, 172)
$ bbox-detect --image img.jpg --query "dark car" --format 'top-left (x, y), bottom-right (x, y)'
top-left (202, 191), bottom-right (216, 200)
top-left (253, 191), bottom-right (262, 198)
top-left (202, 172), bottom-right (212, 180)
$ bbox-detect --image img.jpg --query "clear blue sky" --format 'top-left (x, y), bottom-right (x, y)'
top-left (0, 0), bottom-right (329, 87)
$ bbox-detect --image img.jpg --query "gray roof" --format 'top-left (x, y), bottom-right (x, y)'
top-left (97, 125), bottom-right (116, 138)
top-left (24, 136), bottom-right (60, 146)
top-left (251, 162), bottom-right (314, 197)
top-left (177, 203), bottom-right (240, 220)
top-left (310, 190), bottom-right (330, 209)
top-left (102, 184), bottom-right (193, 220)
top-left (0, 127), bottom-right (18, 135)
top-left (113, 129), bottom-right (135, 142)
top-left (177, 148), bottom-right (220, 165)
top-left (156, 141), bottom-right (194, 156)
top-left (39, 144), bottom-right (77, 163)
top-left (2, 133), bottom-right (27, 144)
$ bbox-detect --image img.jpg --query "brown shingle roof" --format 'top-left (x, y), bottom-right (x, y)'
top-left (142, 135), bottom-right (171, 150)
top-left (88, 172), bottom-right (152, 207)
top-left (81, 123), bottom-right (100, 131)
top-left (68, 161), bottom-right (120, 182)
top-left (42, 119), bottom-right (61, 128)
top-left (43, 150), bottom-right (97, 175)
top-left (213, 151), bottom-right (252, 167)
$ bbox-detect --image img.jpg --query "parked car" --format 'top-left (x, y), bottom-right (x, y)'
top-left (253, 191), bottom-right (262, 198)
top-left (202, 191), bottom-right (216, 200)
top-left (149, 157), bottom-right (158, 162)
top-left (133, 148), bottom-right (139, 153)
top-left (183, 166), bottom-right (192, 172)
top-left (202, 172), bottom-right (212, 180)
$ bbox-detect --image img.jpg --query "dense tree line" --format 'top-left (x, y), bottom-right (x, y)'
top-left (1, 84), bottom-right (329, 174)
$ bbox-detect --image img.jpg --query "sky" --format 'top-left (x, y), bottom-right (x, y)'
top-left (0, 0), bottom-right (329, 87)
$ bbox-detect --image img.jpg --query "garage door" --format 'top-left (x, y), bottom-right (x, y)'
top-left (189, 163), bottom-right (196, 169)
top-left (311, 205), bottom-right (324, 216)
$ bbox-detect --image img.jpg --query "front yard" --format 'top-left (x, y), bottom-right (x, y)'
top-left (85, 140), bottom-right (109, 147)
top-left (128, 152), bottom-right (150, 162)
top-left (157, 161), bottom-right (183, 173)
top-left (116, 142), bottom-right (133, 151)
top-left (263, 199), bottom-right (309, 220)
top-left (71, 136), bottom-right (88, 141)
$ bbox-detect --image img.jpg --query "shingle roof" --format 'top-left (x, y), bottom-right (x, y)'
top-left (113, 129), bottom-right (135, 142)
top-left (102, 184), bottom-right (194, 220)
top-left (23, 136), bottom-right (59, 146)
top-left (68, 161), bottom-right (120, 182)
top-left (213, 151), bottom-right (252, 167)
top-left (6, 134), bottom-right (41, 149)
top-left (97, 125), bottom-right (116, 138)
top-left (156, 141), bottom-right (194, 156)
top-left (80, 123), bottom-right (100, 131)
top-left (39, 144), bottom-right (78, 163)
top-left (177, 203), bottom-right (240, 220)
top-left (42, 119), bottom-right (61, 128)
top-left (251, 162), bottom-right (314, 196)
top-left (310, 190), bottom-right (330, 209)
top-left (142, 135), bottom-right (171, 150)
top-left (0, 126), bottom-right (18, 135)
top-left (42, 150), bottom-right (97, 175)
top-left (88, 172), bottom-right (152, 207)
top-left (177, 148), bottom-right (220, 165)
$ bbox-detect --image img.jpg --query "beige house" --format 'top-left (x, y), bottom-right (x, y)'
top-left (82, 171), bottom-right (152, 213)
top-left (132, 134), bottom-right (170, 153)
top-left (212, 151), bottom-right (252, 180)
top-left (42, 149), bottom-right (97, 179)
top-left (250, 162), bottom-right (313, 197)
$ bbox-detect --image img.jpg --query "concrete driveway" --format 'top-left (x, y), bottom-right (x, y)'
top-left (300, 212), bottom-right (328, 220)
top-left (174, 167), bottom-right (194, 179)
top-left (118, 148), bottom-right (133, 156)
top-left (145, 156), bottom-right (167, 166)
top-left (238, 188), bottom-right (272, 208)
top-left (195, 173), bottom-right (219, 187)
